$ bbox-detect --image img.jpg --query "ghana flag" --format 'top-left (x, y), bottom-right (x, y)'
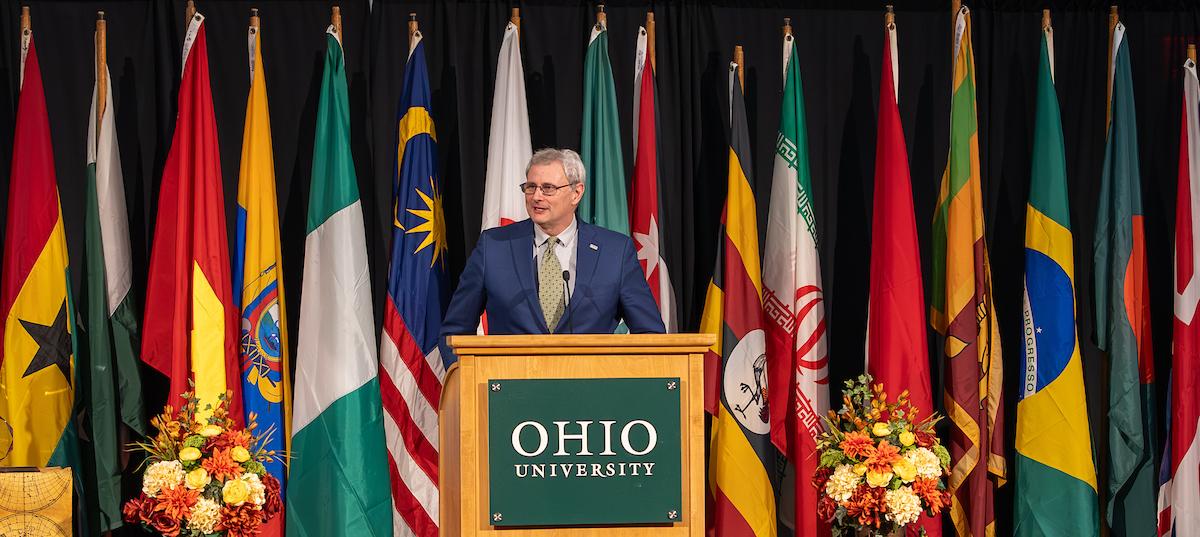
top-left (700, 53), bottom-right (777, 537)
top-left (1014, 22), bottom-right (1100, 537)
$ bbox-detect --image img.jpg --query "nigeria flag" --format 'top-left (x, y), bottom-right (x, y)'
top-left (287, 26), bottom-right (392, 537)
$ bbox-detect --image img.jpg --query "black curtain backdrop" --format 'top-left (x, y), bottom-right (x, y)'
top-left (1, 0), bottom-right (1198, 533)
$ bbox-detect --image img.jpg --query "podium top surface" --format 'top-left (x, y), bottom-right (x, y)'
top-left (446, 333), bottom-right (716, 355)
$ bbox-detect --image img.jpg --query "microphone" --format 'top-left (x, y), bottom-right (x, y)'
top-left (561, 270), bottom-right (573, 335)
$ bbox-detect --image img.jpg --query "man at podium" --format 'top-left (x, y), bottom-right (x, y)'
top-left (441, 148), bottom-right (664, 351)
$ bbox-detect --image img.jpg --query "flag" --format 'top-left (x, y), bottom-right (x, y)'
top-left (866, 20), bottom-right (939, 537)
top-left (287, 26), bottom-right (393, 537)
top-left (0, 18), bottom-right (80, 472)
top-left (141, 12), bottom-right (241, 418)
top-left (1014, 24), bottom-right (1100, 537)
top-left (380, 29), bottom-right (449, 537)
top-left (699, 57), bottom-right (777, 537)
top-left (929, 7), bottom-right (1006, 536)
top-left (1095, 22), bottom-right (1159, 536)
top-left (630, 25), bottom-right (678, 332)
top-left (579, 18), bottom-right (628, 235)
top-left (1159, 53), bottom-right (1200, 537)
top-left (84, 25), bottom-right (147, 532)
top-left (761, 31), bottom-right (828, 537)
top-left (481, 20), bottom-right (531, 231)
top-left (234, 18), bottom-right (288, 536)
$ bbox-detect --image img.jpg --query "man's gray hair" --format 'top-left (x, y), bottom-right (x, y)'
top-left (526, 148), bottom-right (586, 186)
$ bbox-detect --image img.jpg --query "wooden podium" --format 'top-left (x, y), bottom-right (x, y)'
top-left (440, 334), bottom-right (712, 536)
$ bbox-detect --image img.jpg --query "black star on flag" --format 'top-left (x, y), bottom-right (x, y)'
top-left (19, 301), bottom-right (71, 382)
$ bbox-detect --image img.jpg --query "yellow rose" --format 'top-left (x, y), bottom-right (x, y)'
top-left (231, 446), bottom-right (251, 463)
top-left (872, 422), bottom-right (892, 437)
top-left (892, 458), bottom-right (917, 483)
top-left (223, 478), bottom-right (250, 506)
top-left (179, 447), bottom-right (202, 462)
top-left (199, 424), bottom-right (224, 438)
top-left (865, 470), bottom-right (894, 488)
top-left (853, 463), bottom-right (868, 476)
top-left (185, 468), bottom-right (211, 490)
top-left (899, 431), bottom-right (916, 447)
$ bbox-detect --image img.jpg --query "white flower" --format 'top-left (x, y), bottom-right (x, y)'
top-left (885, 486), bottom-right (923, 526)
top-left (141, 460), bottom-right (184, 498)
top-left (187, 497), bottom-right (221, 534)
top-left (824, 464), bottom-right (861, 502)
top-left (907, 448), bottom-right (942, 479)
top-left (243, 472), bottom-right (267, 507)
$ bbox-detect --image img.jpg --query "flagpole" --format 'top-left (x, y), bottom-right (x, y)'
top-left (596, 3), bottom-right (607, 28)
top-left (511, 7), bottom-right (519, 34)
top-left (96, 11), bottom-right (107, 133)
top-left (250, 7), bottom-right (260, 31)
top-left (646, 12), bottom-right (656, 74)
top-left (332, 6), bottom-right (342, 40)
top-left (20, 5), bottom-right (28, 34)
top-left (734, 45), bottom-right (744, 91)
top-left (1107, 5), bottom-right (1118, 129)
top-left (783, 16), bottom-right (792, 38)
top-left (1190, 43), bottom-right (1196, 63)
top-left (185, 0), bottom-right (195, 25)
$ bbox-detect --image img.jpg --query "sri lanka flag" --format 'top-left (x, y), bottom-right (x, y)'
top-left (379, 28), bottom-right (449, 537)
top-left (141, 11), bottom-right (241, 419)
top-left (234, 15), bottom-right (288, 536)
top-left (1014, 24), bottom-right (1100, 536)
top-left (700, 55), bottom-right (777, 537)
top-left (0, 15), bottom-right (80, 472)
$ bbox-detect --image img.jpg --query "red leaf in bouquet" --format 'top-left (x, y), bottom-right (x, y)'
top-left (817, 495), bottom-right (838, 522)
top-left (122, 494), bottom-right (156, 524)
top-left (839, 431), bottom-right (876, 459)
top-left (812, 466), bottom-right (833, 491)
top-left (203, 447), bottom-right (245, 482)
top-left (844, 484), bottom-right (887, 528)
top-left (262, 474), bottom-right (283, 520)
top-left (914, 431), bottom-right (936, 448)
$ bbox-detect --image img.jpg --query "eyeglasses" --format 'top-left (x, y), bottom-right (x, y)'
top-left (520, 182), bottom-right (576, 196)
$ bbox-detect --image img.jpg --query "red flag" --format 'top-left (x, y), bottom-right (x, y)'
top-left (866, 22), bottom-right (939, 537)
top-left (141, 13), bottom-right (241, 420)
top-left (630, 26), bottom-right (677, 332)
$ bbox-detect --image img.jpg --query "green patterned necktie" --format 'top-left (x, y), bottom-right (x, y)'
top-left (538, 237), bottom-right (565, 332)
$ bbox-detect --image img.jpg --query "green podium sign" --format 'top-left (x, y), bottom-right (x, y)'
top-left (487, 377), bottom-right (682, 527)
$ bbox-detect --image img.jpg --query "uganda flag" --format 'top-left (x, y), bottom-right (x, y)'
top-left (929, 7), bottom-right (1006, 536)
top-left (141, 11), bottom-right (242, 419)
top-left (700, 53), bottom-right (777, 537)
top-left (1014, 22), bottom-right (1100, 537)
top-left (0, 13), bottom-right (80, 471)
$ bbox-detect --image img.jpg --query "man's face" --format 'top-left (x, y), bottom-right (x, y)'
top-left (524, 161), bottom-right (583, 233)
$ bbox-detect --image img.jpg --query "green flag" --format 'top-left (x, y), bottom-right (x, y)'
top-left (1094, 22), bottom-right (1158, 537)
top-left (84, 57), bottom-right (148, 532)
top-left (287, 28), bottom-right (393, 537)
top-left (1014, 25), bottom-right (1101, 537)
top-left (579, 20), bottom-right (628, 235)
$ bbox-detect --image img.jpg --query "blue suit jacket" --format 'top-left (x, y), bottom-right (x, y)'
top-left (440, 219), bottom-right (665, 354)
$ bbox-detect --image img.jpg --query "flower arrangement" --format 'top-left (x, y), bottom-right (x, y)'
top-left (812, 375), bottom-right (951, 537)
top-left (122, 391), bottom-right (283, 537)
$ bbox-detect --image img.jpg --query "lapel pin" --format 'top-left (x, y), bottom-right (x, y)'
top-left (589, 243), bottom-right (598, 251)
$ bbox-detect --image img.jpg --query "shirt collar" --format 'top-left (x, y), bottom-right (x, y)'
top-left (534, 217), bottom-right (578, 248)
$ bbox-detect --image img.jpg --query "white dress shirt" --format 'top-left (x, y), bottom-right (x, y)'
top-left (533, 217), bottom-right (578, 302)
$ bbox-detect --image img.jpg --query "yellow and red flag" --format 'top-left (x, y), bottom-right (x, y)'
top-left (0, 19), bottom-right (79, 469)
top-left (701, 54), bottom-right (777, 537)
top-left (141, 12), bottom-right (241, 419)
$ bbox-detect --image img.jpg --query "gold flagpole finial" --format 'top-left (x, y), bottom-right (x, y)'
top-left (250, 7), bottom-right (260, 30)
top-left (596, 4), bottom-right (606, 28)
top-left (783, 17), bottom-right (793, 38)
top-left (408, 12), bottom-right (418, 46)
top-left (885, 5), bottom-right (895, 28)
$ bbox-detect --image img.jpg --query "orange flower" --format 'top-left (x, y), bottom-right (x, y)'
top-left (209, 429), bottom-right (252, 452)
top-left (912, 478), bottom-right (949, 514)
top-left (154, 485), bottom-right (199, 520)
top-left (838, 431), bottom-right (876, 459)
top-left (864, 440), bottom-right (901, 474)
top-left (216, 503), bottom-right (265, 537)
top-left (202, 448), bottom-right (244, 482)
top-left (843, 484), bottom-right (887, 528)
